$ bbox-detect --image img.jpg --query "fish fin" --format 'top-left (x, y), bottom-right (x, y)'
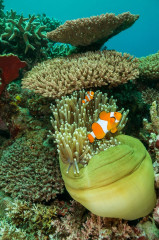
top-left (88, 133), bottom-right (94, 143)
top-left (111, 127), bottom-right (118, 133)
top-left (92, 122), bottom-right (105, 139)
top-left (99, 111), bottom-right (108, 121)
top-left (110, 117), bottom-right (115, 123)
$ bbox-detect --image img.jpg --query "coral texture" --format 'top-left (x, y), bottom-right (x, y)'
top-left (0, 54), bottom-right (26, 95)
top-left (22, 50), bottom-right (139, 98)
top-left (139, 51), bottom-right (159, 81)
top-left (141, 87), bottom-right (159, 105)
top-left (1, 13), bottom-right (46, 54)
top-left (47, 12), bottom-right (139, 46)
top-left (140, 101), bottom-right (159, 174)
top-left (50, 90), bottom-right (129, 174)
top-left (0, 129), bottom-right (64, 202)
top-left (0, 0), bottom-right (4, 18)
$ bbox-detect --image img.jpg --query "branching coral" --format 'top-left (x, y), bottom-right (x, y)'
top-left (50, 90), bottom-right (129, 174)
top-left (0, 0), bottom-right (4, 18)
top-left (0, 129), bottom-right (64, 202)
top-left (141, 101), bottom-right (159, 174)
top-left (47, 12), bottom-right (139, 47)
top-left (0, 220), bottom-right (28, 240)
top-left (139, 51), bottom-right (159, 81)
top-left (1, 13), bottom-right (46, 54)
top-left (6, 199), bottom-right (57, 234)
top-left (51, 204), bottom-right (146, 240)
top-left (22, 50), bottom-right (139, 98)
top-left (141, 87), bottom-right (159, 105)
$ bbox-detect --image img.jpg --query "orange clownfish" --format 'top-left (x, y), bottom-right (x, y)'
top-left (82, 91), bottom-right (94, 104)
top-left (88, 111), bottom-right (122, 143)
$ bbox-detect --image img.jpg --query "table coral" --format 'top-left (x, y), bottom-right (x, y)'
top-left (0, 129), bottom-right (64, 202)
top-left (47, 12), bottom-right (139, 47)
top-left (22, 50), bottom-right (139, 98)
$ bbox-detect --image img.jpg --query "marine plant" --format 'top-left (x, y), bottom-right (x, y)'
top-left (50, 90), bottom-right (156, 220)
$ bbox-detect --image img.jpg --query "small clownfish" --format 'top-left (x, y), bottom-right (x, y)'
top-left (88, 111), bottom-right (122, 143)
top-left (82, 91), bottom-right (94, 104)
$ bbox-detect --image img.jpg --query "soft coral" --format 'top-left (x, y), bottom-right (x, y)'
top-left (0, 54), bottom-right (27, 95)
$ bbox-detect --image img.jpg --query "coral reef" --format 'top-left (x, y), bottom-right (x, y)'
top-left (0, 129), bottom-right (64, 202)
top-left (50, 90), bottom-right (156, 220)
top-left (141, 101), bottom-right (159, 161)
top-left (139, 51), bottom-right (159, 81)
top-left (50, 90), bottom-right (128, 173)
top-left (141, 87), bottom-right (159, 105)
top-left (22, 50), bottom-right (139, 98)
top-left (0, 54), bottom-right (26, 95)
top-left (0, 0), bottom-right (4, 18)
top-left (0, 2), bottom-right (158, 238)
top-left (47, 12), bottom-right (139, 48)
top-left (1, 14), bottom-right (46, 54)
top-left (51, 201), bottom-right (148, 240)
top-left (1, 197), bottom-right (156, 240)
top-left (0, 10), bottom-right (69, 65)
top-left (6, 200), bottom-right (57, 234)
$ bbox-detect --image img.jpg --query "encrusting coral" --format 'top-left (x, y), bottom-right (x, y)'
top-left (0, 129), bottom-right (64, 202)
top-left (139, 51), bottom-right (159, 81)
top-left (50, 90), bottom-right (156, 220)
top-left (47, 12), bottom-right (139, 47)
top-left (22, 50), bottom-right (139, 98)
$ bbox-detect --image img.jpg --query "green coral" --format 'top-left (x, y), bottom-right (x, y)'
top-left (0, 0), bottom-right (4, 18)
top-left (139, 51), bottom-right (159, 81)
top-left (1, 12), bottom-right (47, 54)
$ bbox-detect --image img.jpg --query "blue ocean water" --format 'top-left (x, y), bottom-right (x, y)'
top-left (4, 0), bottom-right (159, 57)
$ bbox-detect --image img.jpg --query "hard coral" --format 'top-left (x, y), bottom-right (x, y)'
top-left (0, 54), bottom-right (26, 95)
top-left (139, 51), bottom-right (159, 81)
top-left (22, 50), bottom-right (139, 98)
top-left (0, 0), bottom-right (4, 18)
top-left (0, 129), bottom-right (64, 202)
top-left (47, 12), bottom-right (139, 47)
top-left (1, 14), bottom-right (46, 54)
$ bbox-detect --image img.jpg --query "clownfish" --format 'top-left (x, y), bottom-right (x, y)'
top-left (82, 91), bottom-right (94, 104)
top-left (88, 111), bottom-right (122, 143)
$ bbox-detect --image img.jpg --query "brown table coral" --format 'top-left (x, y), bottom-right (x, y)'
top-left (22, 50), bottom-right (139, 99)
top-left (47, 12), bottom-right (139, 47)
